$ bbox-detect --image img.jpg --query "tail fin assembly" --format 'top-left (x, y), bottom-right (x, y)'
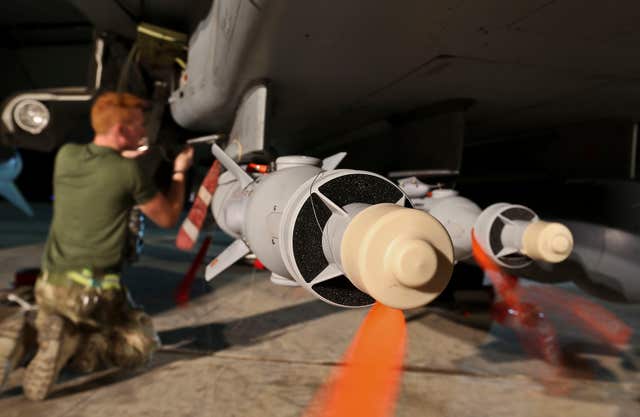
top-left (0, 152), bottom-right (33, 217)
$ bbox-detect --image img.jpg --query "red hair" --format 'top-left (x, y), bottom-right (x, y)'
top-left (90, 92), bottom-right (148, 134)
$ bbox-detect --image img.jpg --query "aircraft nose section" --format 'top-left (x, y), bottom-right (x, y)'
top-left (0, 153), bottom-right (23, 181)
top-left (0, 152), bottom-right (33, 217)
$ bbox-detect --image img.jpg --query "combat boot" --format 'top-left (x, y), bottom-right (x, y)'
top-left (70, 332), bottom-right (110, 373)
top-left (0, 310), bottom-right (26, 392)
top-left (111, 309), bottom-right (159, 369)
top-left (23, 313), bottom-right (78, 401)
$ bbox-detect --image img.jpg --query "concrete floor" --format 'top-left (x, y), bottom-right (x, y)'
top-left (0, 202), bottom-right (639, 417)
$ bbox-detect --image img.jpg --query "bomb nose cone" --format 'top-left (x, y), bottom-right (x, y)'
top-left (341, 203), bottom-right (455, 310)
top-left (522, 221), bottom-right (574, 263)
top-left (551, 235), bottom-right (571, 254)
top-left (389, 239), bottom-right (438, 288)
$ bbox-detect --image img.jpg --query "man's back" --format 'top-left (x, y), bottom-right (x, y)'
top-left (9, 91), bottom-right (191, 402)
top-left (43, 143), bottom-right (156, 272)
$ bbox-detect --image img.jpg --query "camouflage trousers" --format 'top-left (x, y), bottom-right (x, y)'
top-left (35, 270), bottom-right (159, 372)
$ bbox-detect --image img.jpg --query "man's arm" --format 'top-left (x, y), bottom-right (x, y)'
top-left (139, 146), bottom-right (193, 228)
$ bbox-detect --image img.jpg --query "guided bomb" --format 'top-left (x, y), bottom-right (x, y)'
top-left (398, 177), bottom-right (574, 268)
top-left (207, 145), bottom-right (454, 310)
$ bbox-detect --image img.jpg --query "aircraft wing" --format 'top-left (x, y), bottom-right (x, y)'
top-left (0, 151), bottom-right (33, 216)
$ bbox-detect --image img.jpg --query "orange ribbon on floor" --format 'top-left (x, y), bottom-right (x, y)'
top-left (305, 302), bottom-right (407, 417)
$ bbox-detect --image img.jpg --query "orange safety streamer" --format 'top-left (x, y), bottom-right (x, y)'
top-left (174, 235), bottom-right (212, 306)
top-left (305, 302), bottom-right (407, 417)
top-left (471, 230), bottom-right (631, 389)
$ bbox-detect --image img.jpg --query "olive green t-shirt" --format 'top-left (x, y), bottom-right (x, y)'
top-left (43, 143), bottom-right (158, 272)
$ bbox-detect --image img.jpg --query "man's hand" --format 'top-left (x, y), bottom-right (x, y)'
top-left (174, 146), bottom-right (194, 173)
top-left (140, 145), bottom-right (194, 228)
top-left (120, 148), bottom-right (149, 159)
